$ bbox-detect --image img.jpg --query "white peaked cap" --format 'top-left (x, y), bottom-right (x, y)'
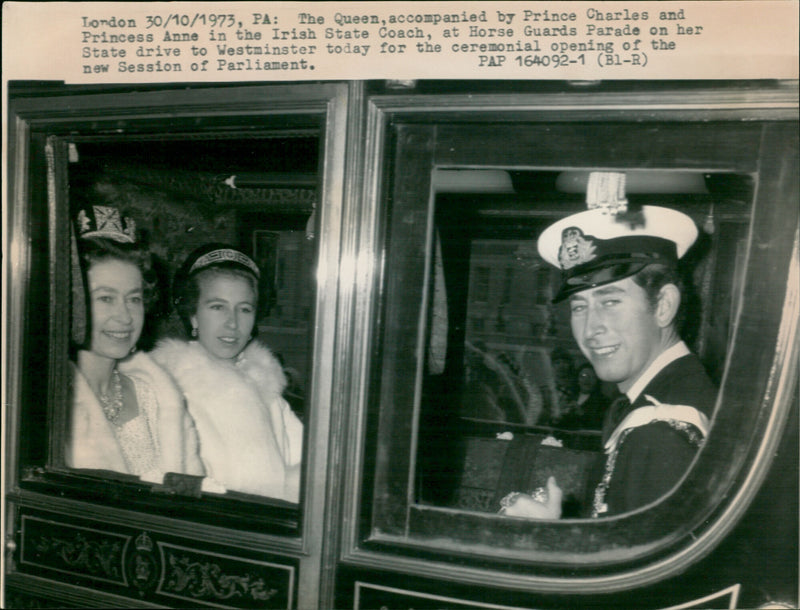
top-left (537, 206), bottom-right (698, 301)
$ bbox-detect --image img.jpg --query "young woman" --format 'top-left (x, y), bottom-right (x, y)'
top-left (68, 206), bottom-right (205, 482)
top-left (151, 244), bottom-right (303, 502)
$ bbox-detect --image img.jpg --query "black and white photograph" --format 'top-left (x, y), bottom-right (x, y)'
top-left (2, 3), bottom-right (798, 609)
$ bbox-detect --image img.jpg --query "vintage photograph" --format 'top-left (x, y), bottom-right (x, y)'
top-left (2, 3), bottom-right (798, 610)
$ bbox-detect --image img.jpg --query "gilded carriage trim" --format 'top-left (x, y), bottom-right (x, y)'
top-left (156, 542), bottom-right (294, 609)
top-left (163, 552), bottom-right (278, 602)
top-left (19, 515), bottom-right (130, 586)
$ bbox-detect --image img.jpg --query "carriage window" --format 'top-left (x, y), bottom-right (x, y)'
top-left (417, 170), bottom-right (746, 516)
top-left (361, 116), bottom-right (797, 571)
top-left (62, 135), bottom-right (318, 504)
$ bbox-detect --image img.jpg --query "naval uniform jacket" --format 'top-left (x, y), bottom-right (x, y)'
top-left (592, 344), bottom-right (716, 517)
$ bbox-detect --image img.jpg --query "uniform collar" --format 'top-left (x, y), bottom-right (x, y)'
top-left (625, 341), bottom-right (690, 404)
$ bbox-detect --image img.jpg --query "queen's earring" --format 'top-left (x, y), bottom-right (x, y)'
top-left (191, 326), bottom-right (198, 338)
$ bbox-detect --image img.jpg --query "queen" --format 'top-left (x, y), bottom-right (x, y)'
top-left (67, 205), bottom-right (205, 482)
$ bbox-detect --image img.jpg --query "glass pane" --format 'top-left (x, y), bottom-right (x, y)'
top-left (65, 136), bottom-right (317, 503)
top-left (417, 170), bottom-right (747, 521)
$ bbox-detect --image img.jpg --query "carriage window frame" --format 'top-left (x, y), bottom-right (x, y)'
top-left (5, 82), bottom-right (349, 537)
top-left (339, 89), bottom-right (799, 592)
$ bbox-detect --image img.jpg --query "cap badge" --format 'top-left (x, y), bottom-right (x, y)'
top-left (558, 227), bottom-right (597, 270)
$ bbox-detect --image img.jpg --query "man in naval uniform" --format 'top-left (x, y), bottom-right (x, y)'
top-left (501, 205), bottom-right (716, 519)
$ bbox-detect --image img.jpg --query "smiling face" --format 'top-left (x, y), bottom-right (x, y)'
top-left (568, 277), bottom-right (664, 394)
top-left (190, 269), bottom-right (257, 361)
top-left (87, 258), bottom-right (145, 361)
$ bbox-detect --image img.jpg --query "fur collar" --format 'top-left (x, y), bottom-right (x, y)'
top-left (68, 351), bottom-right (204, 477)
top-left (151, 338), bottom-right (300, 499)
top-left (69, 362), bottom-right (128, 472)
top-left (151, 338), bottom-right (287, 399)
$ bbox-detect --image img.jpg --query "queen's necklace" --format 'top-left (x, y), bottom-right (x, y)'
top-left (99, 368), bottom-right (124, 425)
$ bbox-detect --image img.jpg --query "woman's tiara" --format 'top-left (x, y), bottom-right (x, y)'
top-left (76, 205), bottom-right (136, 243)
top-left (189, 249), bottom-right (260, 278)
